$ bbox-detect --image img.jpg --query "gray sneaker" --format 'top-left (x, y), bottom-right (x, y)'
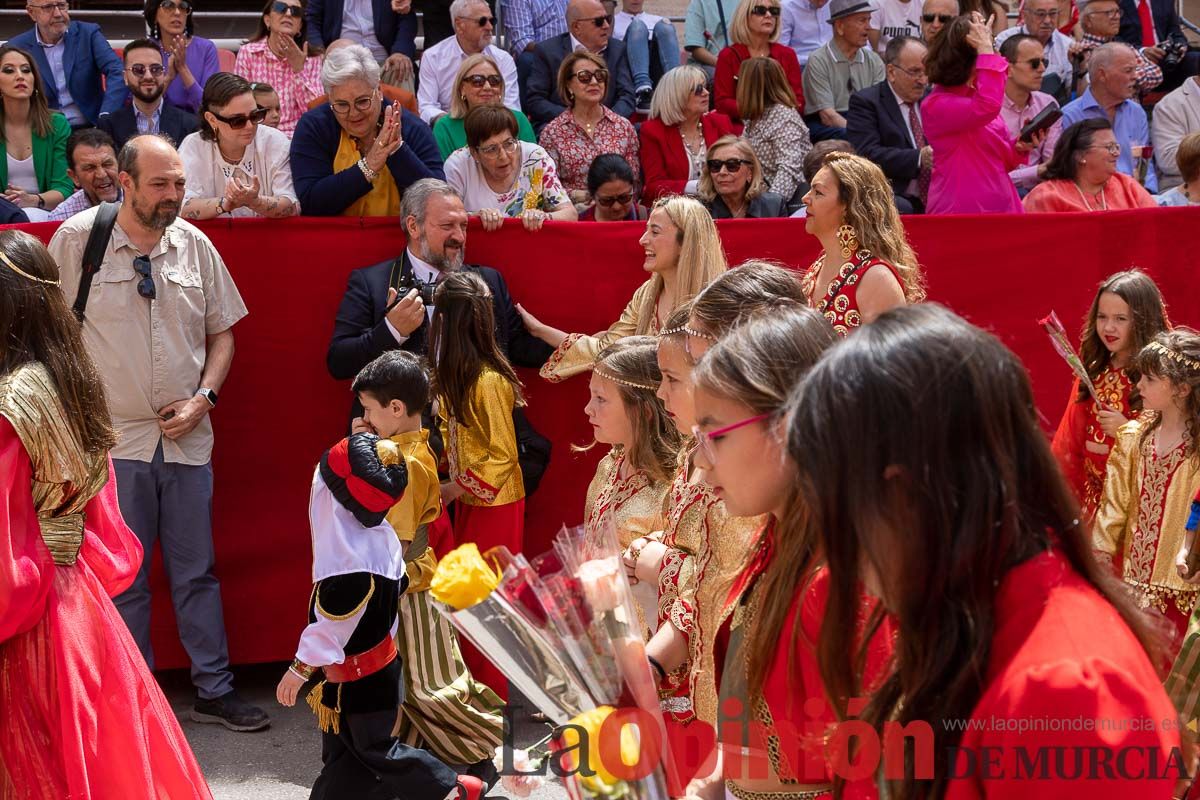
top-left (190, 690), bottom-right (270, 732)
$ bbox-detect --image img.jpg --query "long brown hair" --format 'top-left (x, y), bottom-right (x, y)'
top-left (1132, 328), bottom-right (1200, 463)
top-left (735, 56), bottom-right (798, 120)
top-left (788, 303), bottom-right (1163, 800)
top-left (689, 259), bottom-right (806, 340)
top-left (1077, 268), bottom-right (1169, 405)
top-left (429, 271), bottom-right (524, 426)
top-left (249, 0), bottom-right (323, 52)
top-left (0, 230), bottom-right (116, 453)
top-left (592, 336), bottom-right (681, 482)
top-left (0, 46), bottom-right (56, 139)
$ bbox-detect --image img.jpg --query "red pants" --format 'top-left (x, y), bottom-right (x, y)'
top-left (451, 499), bottom-right (526, 701)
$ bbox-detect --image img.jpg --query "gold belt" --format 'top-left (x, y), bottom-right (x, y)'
top-left (725, 781), bottom-right (832, 800)
top-left (38, 514), bottom-right (85, 566)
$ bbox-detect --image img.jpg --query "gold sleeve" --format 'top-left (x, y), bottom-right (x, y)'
top-left (386, 457), bottom-right (441, 541)
top-left (1093, 421), bottom-right (1139, 560)
top-left (539, 279), bottom-right (656, 383)
top-left (445, 370), bottom-right (523, 505)
top-left (404, 546), bottom-right (438, 594)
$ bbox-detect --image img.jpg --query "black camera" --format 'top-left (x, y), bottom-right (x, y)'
top-left (396, 273), bottom-right (438, 306)
top-left (1162, 37), bottom-right (1188, 69)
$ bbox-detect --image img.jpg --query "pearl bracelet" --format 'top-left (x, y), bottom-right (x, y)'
top-left (357, 158), bottom-right (378, 182)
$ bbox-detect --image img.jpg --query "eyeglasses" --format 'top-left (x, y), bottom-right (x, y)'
top-left (596, 191), bottom-right (633, 206)
top-left (461, 14), bottom-right (496, 26)
top-left (1088, 143), bottom-right (1122, 155)
top-left (921, 12), bottom-right (953, 22)
top-left (330, 90), bottom-right (376, 115)
top-left (1020, 57), bottom-right (1050, 69)
top-left (707, 157), bottom-right (751, 173)
top-left (892, 64), bottom-right (926, 79)
top-left (750, 4), bottom-right (781, 16)
top-left (133, 255), bottom-right (156, 300)
top-left (476, 137), bottom-right (520, 157)
top-left (572, 68), bottom-right (609, 84)
top-left (158, 0), bottom-right (192, 12)
top-left (692, 83), bottom-right (709, 96)
top-left (1086, 7), bottom-right (1122, 16)
top-left (210, 106), bottom-right (269, 129)
top-left (271, 1), bottom-right (304, 16)
top-left (127, 63), bottom-right (166, 77)
top-left (28, 1), bottom-right (68, 12)
top-left (462, 73), bottom-right (503, 88)
top-left (1028, 8), bottom-right (1059, 18)
top-left (580, 14), bottom-right (613, 27)
top-left (692, 413), bottom-right (770, 465)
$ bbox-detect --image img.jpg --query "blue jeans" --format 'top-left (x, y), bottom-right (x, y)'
top-left (624, 19), bottom-right (680, 91)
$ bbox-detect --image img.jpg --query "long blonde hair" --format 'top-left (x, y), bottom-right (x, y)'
top-left (592, 337), bottom-right (681, 482)
top-left (636, 195), bottom-right (728, 333)
top-left (728, 0), bottom-right (781, 45)
top-left (735, 56), bottom-right (797, 120)
top-left (822, 152), bottom-right (925, 302)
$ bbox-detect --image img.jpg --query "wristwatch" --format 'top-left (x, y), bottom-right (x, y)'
top-left (196, 388), bottom-right (218, 408)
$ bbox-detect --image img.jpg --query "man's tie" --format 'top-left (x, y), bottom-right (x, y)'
top-left (1138, 0), bottom-right (1155, 47)
top-left (908, 103), bottom-right (931, 205)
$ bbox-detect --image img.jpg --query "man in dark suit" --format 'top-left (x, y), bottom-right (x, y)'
top-left (8, 1), bottom-right (126, 127)
top-left (846, 35), bottom-right (930, 213)
top-left (327, 178), bottom-right (552, 422)
top-left (524, 0), bottom-right (637, 130)
top-left (1116, 0), bottom-right (1200, 91)
top-left (97, 40), bottom-right (198, 150)
top-left (306, 0), bottom-right (419, 82)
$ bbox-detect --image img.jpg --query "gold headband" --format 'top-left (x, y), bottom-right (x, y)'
top-left (0, 251), bottom-right (60, 286)
top-left (594, 365), bottom-right (658, 391)
top-left (1147, 341), bottom-right (1200, 372)
top-left (659, 324), bottom-right (716, 340)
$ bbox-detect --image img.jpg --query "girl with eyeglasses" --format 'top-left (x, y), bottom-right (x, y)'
top-left (539, 51), bottom-right (641, 207)
top-left (0, 45), bottom-right (72, 220)
top-left (579, 153), bottom-right (648, 220)
top-left (713, 0), bottom-right (803, 123)
top-left (432, 53), bottom-right (536, 159)
top-left (144, 0), bottom-right (219, 115)
top-left (698, 135), bottom-right (788, 218)
top-left (1023, 118), bottom-right (1157, 211)
top-left (641, 65), bottom-right (737, 203)
top-left (179, 72), bottom-right (299, 218)
top-left (234, 0), bottom-right (325, 137)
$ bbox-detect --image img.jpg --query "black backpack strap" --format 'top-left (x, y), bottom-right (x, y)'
top-left (72, 201), bottom-right (120, 323)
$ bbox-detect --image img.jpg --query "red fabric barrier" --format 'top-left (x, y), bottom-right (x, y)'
top-left (12, 209), bottom-right (1200, 667)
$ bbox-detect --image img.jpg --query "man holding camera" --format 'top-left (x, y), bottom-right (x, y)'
top-left (326, 178), bottom-right (552, 422)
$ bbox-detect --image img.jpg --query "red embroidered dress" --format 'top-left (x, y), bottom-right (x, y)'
top-left (1051, 367), bottom-right (1135, 519)
top-left (802, 248), bottom-right (903, 337)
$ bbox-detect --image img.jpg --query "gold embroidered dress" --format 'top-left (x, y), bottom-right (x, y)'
top-left (584, 449), bottom-right (669, 549)
top-left (540, 279), bottom-right (662, 383)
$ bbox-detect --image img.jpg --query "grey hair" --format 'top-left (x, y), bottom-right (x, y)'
top-left (320, 44), bottom-right (381, 95)
top-left (450, 0), bottom-right (486, 19)
top-left (401, 179), bottom-right (463, 228)
top-left (1088, 40), bottom-right (1136, 81)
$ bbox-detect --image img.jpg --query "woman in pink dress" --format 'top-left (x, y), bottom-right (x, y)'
top-left (922, 12), bottom-right (1045, 214)
top-left (0, 229), bottom-right (212, 800)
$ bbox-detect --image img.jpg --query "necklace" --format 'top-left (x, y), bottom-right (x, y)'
top-left (1073, 181), bottom-right (1107, 211)
top-left (681, 119), bottom-right (704, 176)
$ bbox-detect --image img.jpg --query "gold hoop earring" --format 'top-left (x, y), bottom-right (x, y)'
top-left (836, 224), bottom-right (858, 259)
top-left (460, 95), bottom-right (467, 102)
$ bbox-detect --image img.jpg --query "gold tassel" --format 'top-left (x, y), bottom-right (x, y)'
top-left (306, 681), bottom-right (342, 734)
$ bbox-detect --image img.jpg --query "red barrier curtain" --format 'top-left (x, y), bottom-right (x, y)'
top-left (12, 209), bottom-right (1200, 666)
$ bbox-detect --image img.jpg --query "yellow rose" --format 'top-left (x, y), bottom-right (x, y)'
top-left (429, 543), bottom-right (500, 610)
top-left (560, 706), bottom-right (641, 792)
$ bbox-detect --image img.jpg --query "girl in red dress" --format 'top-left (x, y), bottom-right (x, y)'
top-left (791, 303), bottom-right (1180, 800)
top-left (1051, 269), bottom-right (1170, 521)
top-left (0, 230), bottom-right (212, 799)
top-left (799, 152), bottom-right (925, 337)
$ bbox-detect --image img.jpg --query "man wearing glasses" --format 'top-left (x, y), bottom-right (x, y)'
top-left (525, 0), bottom-right (636, 130)
top-left (98, 39), bottom-right (199, 150)
top-left (1075, 0), bottom-right (1161, 96)
top-left (994, 0), bottom-right (1078, 103)
top-left (47, 134), bottom-right (266, 733)
top-left (418, 0), bottom-right (521, 124)
top-left (998, 34), bottom-right (1062, 192)
top-left (8, 0), bottom-right (127, 127)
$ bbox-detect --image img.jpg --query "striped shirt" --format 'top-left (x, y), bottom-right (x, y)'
top-left (501, 0), bottom-right (569, 55)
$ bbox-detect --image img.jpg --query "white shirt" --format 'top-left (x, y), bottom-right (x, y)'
top-left (869, 0), bottom-right (922, 54)
top-left (341, 0), bottom-right (390, 63)
top-left (614, 10), bottom-right (667, 39)
top-left (6, 153), bottom-right (37, 194)
top-left (888, 81), bottom-right (922, 196)
top-left (417, 36), bottom-right (521, 124)
top-left (35, 25), bottom-right (84, 125)
top-left (178, 125), bottom-right (299, 217)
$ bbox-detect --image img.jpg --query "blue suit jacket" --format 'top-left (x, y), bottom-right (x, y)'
top-left (8, 22), bottom-right (127, 125)
top-left (305, 0), bottom-right (418, 58)
top-left (289, 100), bottom-right (446, 216)
top-left (525, 34), bottom-right (637, 130)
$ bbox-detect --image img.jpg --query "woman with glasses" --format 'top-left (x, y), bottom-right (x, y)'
top-left (698, 135), bottom-right (788, 218)
top-left (539, 51), bottom-right (640, 206)
top-left (180, 73), bottom-right (299, 219)
top-left (713, 0), bottom-right (803, 123)
top-left (444, 104), bottom-right (575, 230)
top-left (289, 44), bottom-right (445, 216)
top-left (1023, 118), bottom-right (1156, 211)
top-left (432, 54), bottom-right (535, 159)
top-left (144, 0), bottom-right (219, 115)
top-left (580, 153), bottom-right (647, 220)
top-left (737, 56), bottom-right (811, 203)
top-left (234, 0), bottom-right (324, 137)
top-left (641, 65), bottom-right (737, 203)
top-left (0, 46), bottom-right (72, 221)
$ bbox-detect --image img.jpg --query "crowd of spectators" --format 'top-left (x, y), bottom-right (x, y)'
top-left (0, 0), bottom-right (1198, 226)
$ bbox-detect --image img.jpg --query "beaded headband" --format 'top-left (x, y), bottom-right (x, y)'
top-left (593, 365), bottom-right (658, 391)
top-left (0, 251), bottom-right (59, 286)
top-left (658, 324), bottom-right (716, 341)
top-left (1147, 341), bottom-right (1200, 372)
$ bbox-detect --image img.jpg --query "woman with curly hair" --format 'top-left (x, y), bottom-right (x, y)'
top-left (799, 151), bottom-right (924, 336)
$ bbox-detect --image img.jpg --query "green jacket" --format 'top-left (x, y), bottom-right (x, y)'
top-left (0, 112), bottom-right (74, 198)
top-left (433, 110), bottom-right (537, 160)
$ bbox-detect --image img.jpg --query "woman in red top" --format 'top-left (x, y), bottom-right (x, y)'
top-left (800, 152), bottom-right (924, 336)
top-left (640, 66), bottom-right (737, 203)
top-left (791, 303), bottom-right (1181, 799)
top-left (713, 0), bottom-right (804, 123)
top-left (1050, 269), bottom-right (1170, 520)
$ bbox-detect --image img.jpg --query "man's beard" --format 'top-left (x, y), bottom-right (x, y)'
top-left (131, 82), bottom-right (165, 104)
top-left (419, 237), bottom-right (465, 272)
top-left (133, 197), bottom-right (179, 230)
